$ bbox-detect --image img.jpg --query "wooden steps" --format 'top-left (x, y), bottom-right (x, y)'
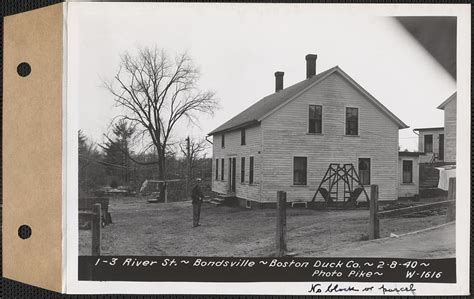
top-left (209, 197), bottom-right (226, 206)
top-left (208, 193), bottom-right (237, 206)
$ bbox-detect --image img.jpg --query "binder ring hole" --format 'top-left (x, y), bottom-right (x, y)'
top-left (18, 225), bottom-right (32, 239)
top-left (17, 62), bottom-right (31, 77)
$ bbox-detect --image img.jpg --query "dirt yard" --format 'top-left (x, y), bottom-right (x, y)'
top-left (79, 196), bottom-right (453, 257)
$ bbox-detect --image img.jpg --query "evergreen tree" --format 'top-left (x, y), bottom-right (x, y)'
top-left (102, 120), bottom-right (136, 186)
top-left (78, 130), bottom-right (106, 196)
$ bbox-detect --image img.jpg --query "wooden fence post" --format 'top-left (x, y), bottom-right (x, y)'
top-left (91, 203), bottom-right (102, 256)
top-left (446, 177), bottom-right (456, 222)
top-left (369, 185), bottom-right (380, 240)
top-left (276, 191), bottom-right (287, 257)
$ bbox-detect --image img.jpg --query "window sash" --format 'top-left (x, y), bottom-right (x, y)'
top-left (402, 160), bottom-right (413, 183)
top-left (308, 105), bottom-right (322, 133)
top-left (293, 157), bottom-right (307, 185)
top-left (358, 158), bottom-right (370, 185)
top-left (215, 159), bottom-right (219, 180)
top-left (346, 107), bottom-right (359, 135)
top-left (249, 157), bottom-right (254, 184)
top-left (221, 134), bottom-right (225, 148)
top-left (241, 157), bottom-right (245, 183)
top-left (424, 135), bottom-right (433, 152)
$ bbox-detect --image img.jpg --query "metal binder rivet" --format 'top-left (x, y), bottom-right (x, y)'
top-left (18, 225), bottom-right (32, 239)
top-left (17, 62), bottom-right (31, 77)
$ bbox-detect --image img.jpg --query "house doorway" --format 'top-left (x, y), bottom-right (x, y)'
top-left (439, 134), bottom-right (444, 161)
top-left (228, 157), bottom-right (236, 193)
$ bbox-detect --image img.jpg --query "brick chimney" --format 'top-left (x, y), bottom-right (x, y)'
top-left (305, 54), bottom-right (317, 79)
top-left (274, 71), bottom-right (284, 92)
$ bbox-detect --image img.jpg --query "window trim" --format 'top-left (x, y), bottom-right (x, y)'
top-left (344, 106), bottom-right (360, 136)
top-left (292, 156), bottom-right (308, 186)
top-left (402, 159), bottom-right (413, 184)
top-left (249, 156), bottom-right (255, 185)
top-left (357, 157), bottom-right (371, 186)
top-left (307, 104), bottom-right (323, 134)
top-left (241, 128), bottom-right (246, 145)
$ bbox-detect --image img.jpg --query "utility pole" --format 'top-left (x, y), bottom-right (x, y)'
top-left (186, 136), bottom-right (191, 201)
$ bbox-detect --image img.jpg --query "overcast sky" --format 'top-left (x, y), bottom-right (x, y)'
top-left (69, 3), bottom-right (456, 152)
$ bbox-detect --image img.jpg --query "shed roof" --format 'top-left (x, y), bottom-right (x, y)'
top-left (413, 127), bottom-right (444, 131)
top-left (208, 66), bottom-right (409, 135)
top-left (437, 92), bottom-right (457, 110)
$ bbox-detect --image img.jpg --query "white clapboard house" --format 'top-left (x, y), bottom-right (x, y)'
top-left (411, 92), bottom-right (456, 164)
top-left (437, 92), bottom-right (456, 163)
top-left (413, 127), bottom-right (445, 163)
top-left (208, 54), bottom-right (409, 208)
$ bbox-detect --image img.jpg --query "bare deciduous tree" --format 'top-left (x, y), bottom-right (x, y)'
top-left (179, 137), bottom-right (210, 177)
top-left (104, 47), bottom-right (218, 199)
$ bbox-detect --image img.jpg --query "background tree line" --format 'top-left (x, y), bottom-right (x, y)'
top-left (79, 127), bottom-right (212, 198)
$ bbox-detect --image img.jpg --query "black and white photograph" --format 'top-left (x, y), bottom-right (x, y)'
top-left (66, 2), bottom-right (470, 295)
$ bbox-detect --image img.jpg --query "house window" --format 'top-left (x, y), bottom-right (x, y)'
top-left (293, 157), bottom-right (307, 185)
top-left (249, 156), bottom-right (254, 185)
top-left (402, 160), bottom-right (413, 183)
top-left (424, 134), bottom-right (433, 153)
top-left (215, 159), bottom-right (219, 180)
top-left (358, 158), bottom-right (371, 185)
top-left (439, 134), bottom-right (444, 160)
top-left (241, 157), bottom-right (245, 183)
top-left (241, 129), bottom-right (246, 145)
top-left (308, 105), bottom-right (322, 133)
top-left (221, 134), bottom-right (225, 148)
top-left (221, 158), bottom-right (224, 180)
top-left (346, 107), bottom-right (359, 135)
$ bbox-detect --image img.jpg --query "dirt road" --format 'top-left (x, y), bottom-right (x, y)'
top-left (314, 222), bottom-right (455, 258)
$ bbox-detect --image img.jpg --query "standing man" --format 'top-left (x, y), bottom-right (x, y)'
top-left (191, 178), bottom-right (204, 227)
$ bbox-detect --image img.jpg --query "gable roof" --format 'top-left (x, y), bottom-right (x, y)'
top-left (208, 66), bottom-right (408, 135)
top-left (437, 92), bottom-right (457, 110)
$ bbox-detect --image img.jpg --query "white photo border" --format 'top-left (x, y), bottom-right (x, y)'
top-left (65, 2), bottom-right (471, 295)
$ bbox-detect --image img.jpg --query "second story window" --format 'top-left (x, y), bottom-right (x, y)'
top-left (221, 134), bottom-right (225, 148)
top-left (346, 107), bottom-right (359, 136)
top-left (308, 105), bottom-right (322, 133)
top-left (424, 135), bottom-right (433, 153)
top-left (241, 128), bottom-right (246, 145)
